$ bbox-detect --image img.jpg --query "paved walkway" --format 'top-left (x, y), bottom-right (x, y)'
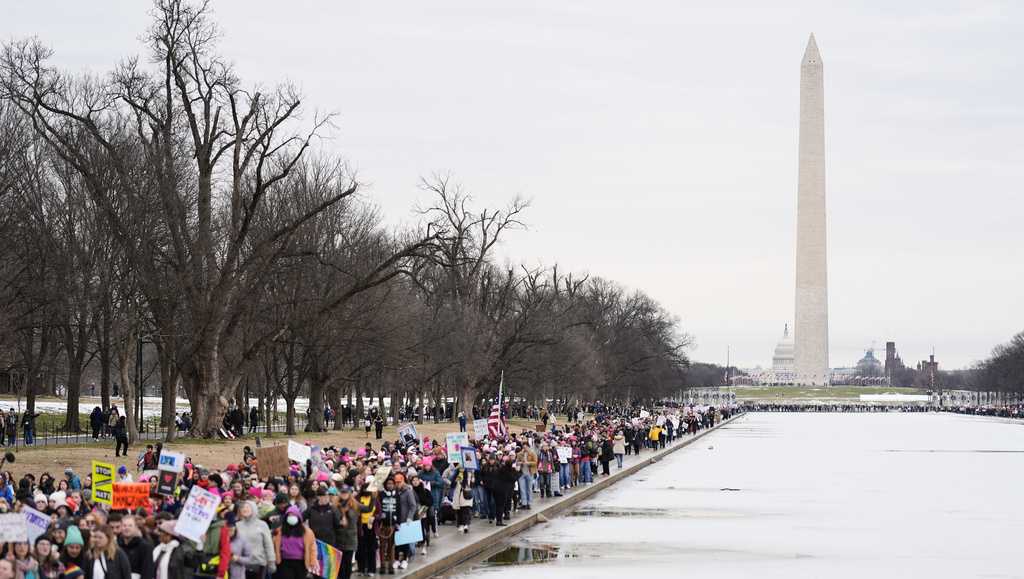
top-left (402, 413), bottom-right (745, 579)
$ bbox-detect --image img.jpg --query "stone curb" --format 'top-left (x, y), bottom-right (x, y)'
top-left (403, 413), bottom-right (746, 579)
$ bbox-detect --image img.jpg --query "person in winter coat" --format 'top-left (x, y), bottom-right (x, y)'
top-left (535, 444), bottom-right (557, 498)
top-left (152, 520), bottom-right (196, 579)
top-left (335, 485), bottom-right (372, 579)
top-left (90, 407), bottom-right (105, 440)
top-left (450, 466), bottom-right (474, 534)
top-left (515, 445), bottom-right (537, 510)
top-left (354, 484), bottom-right (381, 576)
top-left (34, 537), bottom-right (65, 579)
top-left (612, 432), bottom-right (626, 469)
top-left (393, 474), bottom-right (419, 570)
top-left (116, 515), bottom-right (155, 579)
top-left (88, 525), bottom-right (133, 579)
top-left (599, 437), bottom-right (615, 475)
top-left (9, 541), bottom-right (39, 579)
top-left (237, 501), bottom-right (275, 579)
top-left (272, 506), bottom-right (317, 579)
top-left (60, 526), bottom-right (89, 576)
top-left (227, 517), bottom-right (258, 579)
top-left (305, 488), bottom-right (343, 548)
top-left (410, 474), bottom-right (433, 556)
top-left (377, 478), bottom-right (399, 575)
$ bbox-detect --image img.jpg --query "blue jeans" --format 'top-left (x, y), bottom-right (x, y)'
top-left (559, 463), bottom-right (571, 489)
top-left (518, 473), bottom-right (533, 506)
top-left (615, 453), bottom-right (623, 469)
top-left (581, 459), bottom-right (592, 483)
top-left (473, 486), bottom-right (487, 517)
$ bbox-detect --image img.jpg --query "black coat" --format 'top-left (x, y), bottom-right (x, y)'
top-left (306, 503), bottom-right (343, 547)
top-left (119, 535), bottom-right (155, 579)
top-left (95, 548), bottom-right (134, 579)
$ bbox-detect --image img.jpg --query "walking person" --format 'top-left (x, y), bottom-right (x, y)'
top-left (336, 485), bottom-right (372, 579)
top-left (612, 431), bottom-right (626, 469)
top-left (355, 484), bottom-right (380, 576)
top-left (237, 501), bottom-right (275, 579)
top-left (5, 409), bottom-right (17, 447)
top-left (22, 410), bottom-right (40, 445)
top-left (272, 507), bottom-right (317, 579)
top-left (248, 407), bottom-right (259, 434)
top-left (88, 525), bottom-right (133, 579)
top-left (450, 465), bottom-right (474, 534)
top-left (599, 436), bottom-right (614, 476)
top-left (515, 443), bottom-right (537, 510)
top-left (113, 416), bottom-right (129, 457)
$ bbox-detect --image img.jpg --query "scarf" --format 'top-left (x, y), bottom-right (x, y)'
top-left (153, 540), bottom-right (179, 579)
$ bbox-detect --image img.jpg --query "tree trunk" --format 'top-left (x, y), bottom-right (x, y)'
top-left (118, 335), bottom-right (139, 444)
top-left (187, 344), bottom-right (231, 437)
top-left (285, 396), bottom-right (296, 435)
top-left (307, 376), bottom-right (326, 432)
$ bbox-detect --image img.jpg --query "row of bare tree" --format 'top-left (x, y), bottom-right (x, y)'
top-left (0, 0), bottom-right (692, 439)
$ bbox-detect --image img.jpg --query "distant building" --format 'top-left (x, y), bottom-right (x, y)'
top-left (884, 341), bottom-right (905, 384)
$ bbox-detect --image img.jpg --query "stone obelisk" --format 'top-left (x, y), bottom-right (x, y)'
top-left (794, 34), bottom-right (829, 386)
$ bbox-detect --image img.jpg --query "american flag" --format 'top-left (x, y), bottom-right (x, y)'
top-left (487, 371), bottom-right (507, 439)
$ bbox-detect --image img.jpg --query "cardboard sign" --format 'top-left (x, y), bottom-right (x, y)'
top-left (556, 446), bottom-right (572, 461)
top-left (176, 484), bottom-right (222, 544)
top-left (472, 419), bottom-right (488, 439)
top-left (113, 482), bottom-right (151, 510)
top-left (446, 433), bottom-right (469, 465)
top-left (256, 446), bottom-right (291, 479)
top-left (0, 513), bottom-right (27, 542)
top-left (288, 440), bottom-right (312, 463)
top-left (22, 507), bottom-right (50, 543)
top-left (397, 423), bottom-right (419, 445)
top-left (157, 470), bottom-right (179, 496)
top-left (92, 460), bottom-right (115, 505)
top-left (158, 450), bottom-right (186, 474)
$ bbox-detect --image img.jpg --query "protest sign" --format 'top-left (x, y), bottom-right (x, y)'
top-left (472, 419), bottom-right (488, 439)
top-left (22, 507), bottom-right (49, 543)
top-left (0, 513), bottom-right (27, 543)
top-left (556, 446), bottom-right (572, 461)
top-left (460, 448), bottom-right (479, 471)
top-left (158, 450), bottom-right (185, 473)
top-left (255, 446), bottom-right (290, 479)
top-left (157, 470), bottom-right (178, 496)
top-left (397, 423), bottom-right (419, 445)
top-left (176, 484), bottom-right (221, 544)
top-left (113, 482), bottom-right (151, 510)
top-left (92, 460), bottom-right (114, 505)
top-left (288, 440), bottom-right (312, 463)
top-left (368, 466), bottom-right (391, 493)
top-left (446, 432), bottom-right (469, 465)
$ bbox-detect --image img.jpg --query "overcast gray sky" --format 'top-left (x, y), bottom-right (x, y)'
top-left (5, 1), bottom-right (1022, 369)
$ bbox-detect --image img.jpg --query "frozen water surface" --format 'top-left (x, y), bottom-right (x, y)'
top-left (451, 413), bottom-right (1024, 578)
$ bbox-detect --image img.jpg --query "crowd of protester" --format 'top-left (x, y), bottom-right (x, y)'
top-left (741, 403), bottom-right (933, 413)
top-left (0, 403), bottom-right (734, 579)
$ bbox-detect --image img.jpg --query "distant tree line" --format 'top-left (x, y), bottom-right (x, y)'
top-left (0, 0), bottom-right (694, 438)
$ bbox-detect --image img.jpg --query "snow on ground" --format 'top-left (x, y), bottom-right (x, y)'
top-left (453, 413), bottom-right (1024, 578)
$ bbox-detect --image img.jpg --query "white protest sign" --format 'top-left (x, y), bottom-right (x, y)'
top-left (446, 432), bottom-right (470, 465)
top-left (176, 484), bottom-right (222, 544)
top-left (472, 419), bottom-right (488, 439)
top-left (0, 513), bottom-right (27, 543)
top-left (158, 450), bottom-right (186, 474)
top-left (556, 446), bottom-right (572, 462)
top-left (288, 440), bottom-right (312, 463)
top-left (22, 507), bottom-right (49, 543)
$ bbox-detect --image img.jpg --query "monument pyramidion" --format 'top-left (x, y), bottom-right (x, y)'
top-left (793, 34), bottom-right (830, 386)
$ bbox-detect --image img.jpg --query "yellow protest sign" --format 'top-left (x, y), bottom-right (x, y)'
top-left (92, 460), bottom-right (114, 505)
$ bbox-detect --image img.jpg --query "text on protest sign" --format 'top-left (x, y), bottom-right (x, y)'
top-left (158, 450), bottom-right (186, 473)
top-left (22, 507), bottom-right (49, 543)
top-left (113, 482), bottom-right (151, 510)
top-left (176, 484), bottom-right (222, 544)
top-left (92, 460), bottom-right (115, 505)
top-left (0, 513), bottom-right (27, 543)
top-left (288, 440), bottom-right (312, 463)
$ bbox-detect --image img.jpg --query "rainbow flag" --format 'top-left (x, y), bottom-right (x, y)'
top-left (315, 539), bottom-right (343, 579)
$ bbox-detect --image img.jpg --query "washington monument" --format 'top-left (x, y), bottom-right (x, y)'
top-left (794, 34), bottom-right (830, 385)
